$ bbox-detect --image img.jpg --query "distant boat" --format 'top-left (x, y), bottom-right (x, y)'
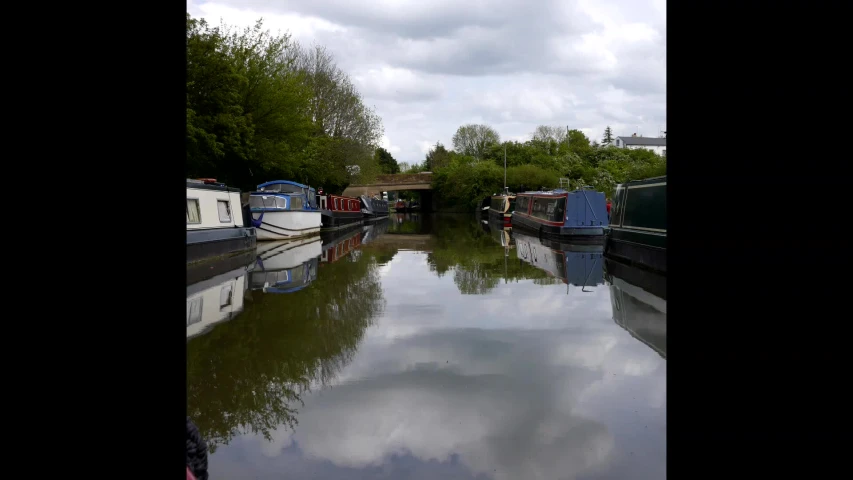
top-left (361, 194), bottom-right (390, 220)
top-left (605, 176), bottom-right (666, 274)
top-left (394, 200), bottom-right (408, 212)
top-left (488, 188), bottom-right (516, 229)
top-left (186, 178), bottom-right (257, 265)
top-left (248, 180), bottom-right (322, 241)
top-left (512, 184), bottom-right (608, 242)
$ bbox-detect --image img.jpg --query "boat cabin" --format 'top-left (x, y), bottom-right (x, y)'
top-left (513, 188), bottom-right (608, 231)
top-left (488, 193), bottom-right (516, 227)
top-left (318, 193), bottom-right (361, 213)
top-left (249, 180), bottom-right (318, 212)
top-left (186, 179), bottom-right (246, 230)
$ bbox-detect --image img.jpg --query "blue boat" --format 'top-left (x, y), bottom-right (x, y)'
top-left (511, 185), bottom-right (609, 241)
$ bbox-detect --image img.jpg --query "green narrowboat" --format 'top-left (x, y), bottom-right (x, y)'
top-left (605, 175), bottom-right (666, 274)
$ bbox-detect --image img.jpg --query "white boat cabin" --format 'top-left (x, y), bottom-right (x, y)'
top-left (186, 179), bottom-right (245, 230)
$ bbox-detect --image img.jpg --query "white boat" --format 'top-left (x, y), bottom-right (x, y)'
top-left (248, 180), bottom-right (322, 241)
top-left (186, 261), bottom-right (249, 340)
top-left (186, 178), bottom-right (256, 264)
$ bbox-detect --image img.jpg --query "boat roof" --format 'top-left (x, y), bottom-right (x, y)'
top-left (518, 188), bottom-right (604, 196)
top-left (257, 180), bottom-right (314, 190)
top-left (617, 175), bottom-right (666, 188)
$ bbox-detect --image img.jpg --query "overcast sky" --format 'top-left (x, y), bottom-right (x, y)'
top-left (188, 0), bottom-right (666, 165)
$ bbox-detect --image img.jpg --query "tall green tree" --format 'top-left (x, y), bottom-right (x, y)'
top-left (602, 126), bottom-right (614, 145)
top-left (374, 147), bottom-right (400, 174)
top-left (451, 124), bottom-right (501, 160)
top-left (424, 141), bottom-right (450, 171)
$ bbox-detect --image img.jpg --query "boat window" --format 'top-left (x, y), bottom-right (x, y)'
top-left (335, 198), bottom-right (340, 209)
top-left (321, 198), bottom-right (326, 209)
top-left (217, 200), bottom-right (232, 223)
top-left (186, 297), bottom-right (202, 326)
top-left (531, 196), bottom-right (566, 222)
top-left (611, 186), bottom-right (626, 226)
top-left (516, 196), bottom-right (528, 212)
top-left (291, 196), bottom-right (304, 210)
top-left (260, 183), bottom-right (303, 194)
top-left (219, 284), bottom-right (233, 309)
top-left (509, 197), bottom-right (517, 212)
top-left (187, 199), bottom-right (201, 224)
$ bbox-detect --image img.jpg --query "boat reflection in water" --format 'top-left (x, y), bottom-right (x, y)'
top-left (186, 251), bottom-right (255, 339)
top-left (320, 226), bottom-right (365, 264)
top-left (250, 236), bottom-right (322, 294)
top-left (513, 231), bottom-right (604, 289)
top-left (604, 257), bottom-right (666, 358)
top-left (360, 218), bottom-right (389, 245)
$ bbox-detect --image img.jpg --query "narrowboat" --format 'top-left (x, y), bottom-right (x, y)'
top-left (249, 237), bottom-right (322, 293)
top-left (248, 180), bottom-right (322, 241)
top-left (394, 200), bottom-right (408, 212)
top-left (605, 176), bottom-right (666, 274)
top-left (479, 196), bottom-right (491, 213)
top-left (361, 194), bottom-right (390, 220)
top-left (605, 257), bottom-right (666, 358)
top-left (511, 186), bottom-right (608, 241)
top-left (316, 190), bottom-right (364, 232)
top-left (514, 231), bottom-right (605, 288)
top-left (488, 190), bottom-right (516, 229)
top-left (186, 178), bottom-right (257, 265)
top-left (186, 256), bottom-right (251, 339)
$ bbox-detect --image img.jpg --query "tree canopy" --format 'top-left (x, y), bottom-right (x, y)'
top-left (187, 14), bottom-right (385, 194)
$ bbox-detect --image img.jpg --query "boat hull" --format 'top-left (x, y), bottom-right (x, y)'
top-left (487, 208), bottom-right (512, 228)
top-left (604, 228), bottom-right (666, 274)
top-left (606, 175), bottom-right (666, 274)
top-left (252, 210), bottom-right (321, 241)
top-left (186, 227), bottom-right (257, 265)
top-left (512, 212), bottom-right (605, 242)
top-left (320, 211), bottom-right (364, 231)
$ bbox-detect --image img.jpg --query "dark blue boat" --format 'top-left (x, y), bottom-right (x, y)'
top-left (511, 186), bottom-right (609, 241)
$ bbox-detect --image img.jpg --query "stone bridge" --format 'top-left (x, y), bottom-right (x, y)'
top-left (342, 172), bottom-right (433, 197)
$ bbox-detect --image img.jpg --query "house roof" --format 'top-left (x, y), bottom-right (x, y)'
top-left (617, 136), bottom-right (666, 146)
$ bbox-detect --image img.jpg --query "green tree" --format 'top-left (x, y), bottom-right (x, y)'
top-left (424, 141), bottom-right (451, 171)
top-left (374, 147), bottom-right (400, 174)
top-left (602, 126), bottom-right (614, 146)
top-left (451, 124), bottom-right (501, 160)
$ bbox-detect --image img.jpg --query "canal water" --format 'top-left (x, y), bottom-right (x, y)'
top-left (187, 214), bottom-right (666, 480)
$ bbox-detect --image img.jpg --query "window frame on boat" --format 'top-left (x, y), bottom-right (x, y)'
top-left (219, 284), bottom-right (233, 310)
top-left (186, 198), bottom-right (201, 224)
top-left (186, 297), bottom-right (202, 326)
top-left (217, 200), bottom-right (232, 223)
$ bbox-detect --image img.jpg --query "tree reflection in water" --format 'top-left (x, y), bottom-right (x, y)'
top-left (427, 215), bottom-right (553, 294)
top-left (187, 248), bottom-right (386, 452)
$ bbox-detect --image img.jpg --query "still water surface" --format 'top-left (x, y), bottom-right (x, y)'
top-left (187, 214), bottom-right (666, 479)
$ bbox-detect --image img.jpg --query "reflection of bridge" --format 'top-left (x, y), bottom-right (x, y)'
top-left (342, 173), bottom-right (433, 197)
top-left (361, 234), bottom-right (437, 252)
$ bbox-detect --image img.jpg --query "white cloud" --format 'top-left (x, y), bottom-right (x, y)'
top-left (188, 0), bottom-right (665, 167)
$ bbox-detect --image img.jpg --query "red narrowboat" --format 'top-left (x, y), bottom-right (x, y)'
top-left (317, 191), bottom-right (364, 231)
